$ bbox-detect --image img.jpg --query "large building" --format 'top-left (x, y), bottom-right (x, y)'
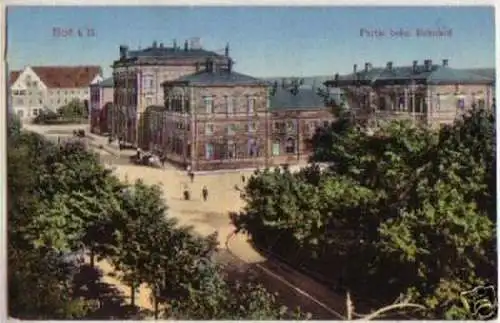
top-left (111, 39), bottom-right (232, 146)
top-left (324, 59), bottom-right (495, 128)
top-left (9, 65), bottom-right (102, 121)
top-left (137, 59), bottom-right (335, 171)
top-left (90, 76), bottom-right (114, 134)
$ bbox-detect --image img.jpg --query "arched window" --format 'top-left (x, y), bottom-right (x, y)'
top-left (272, 139), bottom-right (280, 156)
top-left (285, 137), bottom-right (296, 154)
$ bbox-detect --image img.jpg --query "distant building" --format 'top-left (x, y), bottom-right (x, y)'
top-left (324, 59), bottom-right (495, 128)
top-left (89, 76), bottom-right (114, 134)
top-left (137, 59), bottom-right (335, 171)
top-left (111, 39), bottom-right (232, 145)
top-left (9, 65), bottom-right (102, 121)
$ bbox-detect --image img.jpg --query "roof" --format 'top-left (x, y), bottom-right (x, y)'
top-left (327, 63), bottom-right (494, 86)
top-left (11, 66), bottom-right (102, 88)
top-left (269, 87), bottom-right (328, 111)
top-left (166, 68), bottom-right (267, 86)
top-left (9, 70), bottom-right (21, 86)
top-left (100, 77), bottom-right (114, 88)
top-left (129, 46), bottom-right (226, 60)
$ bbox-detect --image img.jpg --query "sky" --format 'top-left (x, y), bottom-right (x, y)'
top-left (6, 6), bottom-right (496, 78)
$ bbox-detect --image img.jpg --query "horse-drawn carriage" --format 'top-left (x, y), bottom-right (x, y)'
top-left (129, 151), bottom-right (166, 168)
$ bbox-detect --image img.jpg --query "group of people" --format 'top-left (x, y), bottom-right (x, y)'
top-left (183, 165), bottom-right (209, 202)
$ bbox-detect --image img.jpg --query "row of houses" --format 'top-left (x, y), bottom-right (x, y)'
top-left (9, 39), bottom-right (496, 171)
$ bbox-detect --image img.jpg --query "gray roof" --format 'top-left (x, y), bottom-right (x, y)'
top-left (329, 64), bottom-right (494, 86)
top-left (129, 46), bottom-right (225, 60)
top-left (269, 87), bottom-right (330, 111)
top-left (100, 77), bottom-right (114, 88)
top-left (166, 69), bottom-right (267, 86)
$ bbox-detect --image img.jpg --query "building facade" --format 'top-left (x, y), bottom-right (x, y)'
top-left (111, 39), bottom-right (232, 146)
top-left (90, 76), bottom-right (114, 134)
top-left (9, 66), bottom-right (102, 121)
top-left (139, 61), bottom-right (335, 171)
top-left (324, 59), bottom-right (495, 128)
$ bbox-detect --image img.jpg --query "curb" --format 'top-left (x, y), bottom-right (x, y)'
top-left (224, 231), bottom-right (345, 319)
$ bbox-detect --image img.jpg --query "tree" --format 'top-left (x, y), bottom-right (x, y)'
top-left (232, 107), bottom-right (496, 319)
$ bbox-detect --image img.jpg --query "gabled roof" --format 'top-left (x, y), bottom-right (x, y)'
top-left (269, 87), bottom-right (330, 111)
top-left (11, 66), bottom-right (102, 88)
top-left (9, 70), bottom-right (21, 86)
top-left (165, 68), bottom-right (267, 87)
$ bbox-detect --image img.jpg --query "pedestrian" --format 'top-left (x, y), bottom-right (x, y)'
top-left (183, 189), bottom-right (190, 201)
top-left (189, 171), bottom-right (195, 183)
top-left (160, 153), bottom-right (166, 168)
top-left (202, 185), bottom-right (208, 201)
top-left (241, 175), bottom-right (246, 183)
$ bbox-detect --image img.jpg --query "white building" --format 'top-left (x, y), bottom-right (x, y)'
top-left (9, 65), bottom-right (102, 121)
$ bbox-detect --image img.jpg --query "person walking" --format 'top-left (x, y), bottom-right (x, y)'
top-left (202, 185), bottom-right (208, 202)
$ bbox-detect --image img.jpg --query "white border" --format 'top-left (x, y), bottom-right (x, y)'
top-left (1, 2), bottom-right (499, 323)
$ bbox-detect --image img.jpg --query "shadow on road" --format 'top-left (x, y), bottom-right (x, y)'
top-left (73, 264), bottom-right (153, 319)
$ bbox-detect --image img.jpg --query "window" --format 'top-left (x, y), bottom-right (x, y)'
top-left (248, 122), bottom-right (257, 133)
top-left (309, 121), bottom-right (318, 134)
top-left (286, 120), bottom-right (296, 132)
top-left (225, 96), bottom-right (234, 115)
top-left (247, 96), bottom-right (255, 114)
top-left (478, 99), bottom-right (486, 109)
top-left (205, 123), bottom-right (214, 135)
top-left (39, 99), bottom-right (43, 104)
top-left (274, 122), bottom-right (284, 132)
top-left (204, 96), bottom-right (214, 114)
top-left (248, 139), bottom-right (258, 157)
top-left (285, 138), bottom-right (296, 154)
top-left (32, 108), bottom-right (39, 116)
top-left (17, 109), bottom-right (24, 117)
top-left (227, 140), bottom-right (236, 159)
top-left (272, 139), bottom-right (280, 156)
top-left (205, 143), bottom-right (214, 160)
top-left (226, 124), bottom-right (236, 135)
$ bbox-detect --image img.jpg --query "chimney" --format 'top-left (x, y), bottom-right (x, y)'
top-left (228, 59), bottom-right (233, 73)
top-left (173, 39), bottom-right (177, 49)
top-left (353, 64), bottom-right (357, 74)
top-left (184, 40), bottom-right (188, 51)
top-left (424, 59), bottom-right (432, 71)
top-left (364, 62), bottom-right (371, 72)
top-left (225, 43), bottom-right (230, 57)
top-left (412, 60), bottom-right (418, 73)
top-left (386, 61), bottom-right (393, 70)
top-left (119, 45), bottom-right (129, 59)
top-left (159, 43), bottom-right (164, 48)
top-left (152, 41), bottom-right (157, 48)
top-left (442, 59), bottom-right (448, 67)
top-left (334, 73), bottom-right (339, 82)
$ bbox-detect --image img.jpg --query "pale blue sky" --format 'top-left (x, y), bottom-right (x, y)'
top-left (7, 6), bottom-right (496, 78)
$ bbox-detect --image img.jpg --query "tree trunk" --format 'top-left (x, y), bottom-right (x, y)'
top-left (131, 284), bottom-right (136, 307)
top-left (90, 248), bottom-right (95, 268)
top-left (154, 294), bottom-right (159, 319)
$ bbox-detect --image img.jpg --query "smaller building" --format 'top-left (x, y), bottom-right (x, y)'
top-left (267, 84), bottom-right (337, 166)
top-left (90, 76), bottom-right (114, 135)
top-left (9, 65), bottom-right (101, 121)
